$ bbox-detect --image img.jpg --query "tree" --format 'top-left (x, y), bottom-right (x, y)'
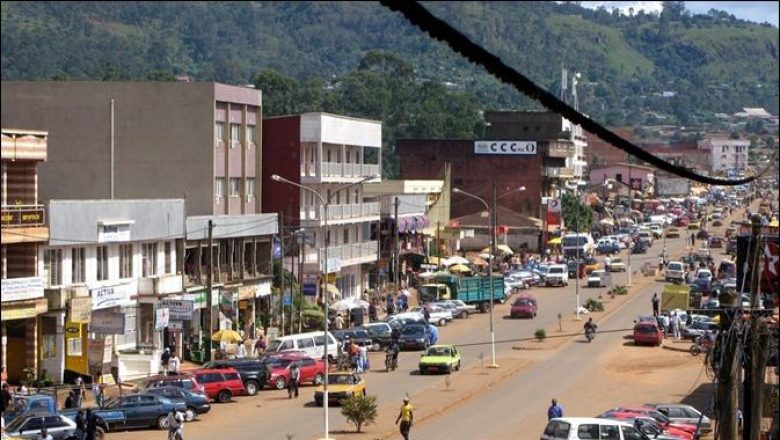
top-left (340, 394), bottom-right (378, 433)
top-left (561, 192), bottom-right (592, 232)
top-left (253, 68), bottom-right (299, 117)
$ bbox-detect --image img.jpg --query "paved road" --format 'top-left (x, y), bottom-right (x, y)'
top-left (111, 210), bottom-right (732, 440)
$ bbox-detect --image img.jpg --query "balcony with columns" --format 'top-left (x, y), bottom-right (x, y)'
top-left (300, 202), bottom-right (380, 226)
top-left (303, 240), bottom-right (378, 269)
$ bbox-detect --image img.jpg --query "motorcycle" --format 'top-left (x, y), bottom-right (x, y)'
top-left (385, 351), bottom-right (398, 372)
top-left (585, 327), bottom-right (596, 343)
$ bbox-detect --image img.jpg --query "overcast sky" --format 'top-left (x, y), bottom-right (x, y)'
top-left (576, 1), bottom-right (779, 26)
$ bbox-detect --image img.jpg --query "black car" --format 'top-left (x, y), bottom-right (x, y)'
top-left (358, 323), bottom-right (393, 349)
top-left (104, 394), bottom-right (186, 430)
top-left (332, 329), bottom-right (374, 349)
top-left (141, 387), bottom-right (211, 421)
top-left (566, 260), bottom-right (578, 278)
top-left (398, 323), bottom-right (429, 351)
top-left (632, 242), bottom-right (649, 254)
top-left (725, 239), bottom-right (737, 255)
top-left (201, 358), bottom-right (269, 396)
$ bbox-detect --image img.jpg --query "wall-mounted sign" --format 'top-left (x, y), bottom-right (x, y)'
top-left (89, 310), bottom-right (126, 334)
top-left (159, 299), bottom-right (194, 321)
top-left (155, 308), bottom-right (169, 331)
top-left (64, 322), bottom-right (82, 339)
top-left (1, 277), bottom-right (44, 303)
top-left (167, 320), bottom-right (184, 332)
top-left (70, 297), bottom-right (92, 323)
top-left (90, 281), bottom-right (136, 310)
top-left (97, 221), bottom-right (132, 242)
top-left (474, 141), bottom-right (537, 155)
top-left (1, 206), bottom-right (45, 227)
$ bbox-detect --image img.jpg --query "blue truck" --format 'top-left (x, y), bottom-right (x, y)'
top-left (418, 274), bottom-right (505, 312)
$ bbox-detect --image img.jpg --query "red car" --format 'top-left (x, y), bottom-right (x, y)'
top-left (266, 355), bottom-right (326, 390)
top-left (191, 367), bottom-right (246, 403)
top-left (601, 411), bottom-right (694, 439)
top-left (510, 295), bottom-right (538, 318)
top-left (675, 217), bottom-right (690, 227)
top-left (609, 407), bottom-right (699, 436)
top-left (142, 373), bottom-right (206, 395)
top-left (633, 321), bottom-right (664, 346)
top-left (708, 235), bottom-right (724, 248)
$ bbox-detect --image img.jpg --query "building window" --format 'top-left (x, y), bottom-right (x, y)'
top-left (71, 247), bottom-right (86, 284)
top-left (119, 244), bottom-right (133, 278)
top-left (343, 229), bottom-right (349, 244)
top-left (230, 123), bottom-right (240, 148)
top-left (142, 243), bottom-right (158, 277)
top-left (215, 178), bottom-right (225, 201)
top-left (96, 246), bottom-right (109, 281)
top-left (43, 249), bottom-right (62, 286)
top-left (215, 122), bottom-right (225, 145)
top-left (246, 178), bottom-right (255, 199)
top-left (246, 125), bottom-right (256, 148)
top-left (164, 242), bottom-right (172, 274)
top-left (229, 177), bottom-right (241, 197)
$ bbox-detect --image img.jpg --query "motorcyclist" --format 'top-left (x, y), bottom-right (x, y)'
top-left (386, 340), bottom-right (400, 368)
top-left (584, 318), bottom-right (598, 335)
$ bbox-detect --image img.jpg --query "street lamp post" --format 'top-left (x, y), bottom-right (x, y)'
top-left (453, 184), bottom-right (525, 369)
top-left (560, 181), bottom-right (587, 319)
top-left (271, 174), bottom-right (377, 440)
top-left (604, 178), bottom-right (632, 286)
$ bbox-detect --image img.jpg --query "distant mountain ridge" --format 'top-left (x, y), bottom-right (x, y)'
top-left (1, 1), bottom-right (778, 126)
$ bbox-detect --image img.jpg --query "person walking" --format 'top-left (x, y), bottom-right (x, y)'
top-left (1, 382), bottom-right (12, 415)
top-left (358, 343), bottom-right (368, 373)
top-left (74, 410), bottom-right (86, 440)
top-left (253, 335), bottom-right (267, 356)
top-left (395, 397), bottom-right (414, 440)
top-left (236, 340), bottom-right (247, 359)
top-left (84, 408), bottom-right (103, 440)
top-left (92, 382), bottom-right (105, 409)
top-left (168, 353), bottom-right (180, 376)
top-left (670, 311), bottom-right (681, 340)
top-left (288, 362), bottom-right (300, 399)
top-left (547, 398), bottom-right (564, 420)
top-left (166, 410), bottom-right (184, 440)
top-left (652, 293), bottom-right (660, 317)
top-left (334, 313), bottom-right (345, 330)
top-left (691, 233), bottom-right (696, 248)
top-left (161, 348), bottom-right (171, 375)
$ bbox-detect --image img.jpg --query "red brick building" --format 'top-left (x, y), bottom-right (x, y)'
top-left (584, 126), bottom-right (633, 167)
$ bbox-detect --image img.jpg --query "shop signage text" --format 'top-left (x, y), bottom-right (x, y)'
top-left (474, 140), bottom-right (537, 155)
top-left (89, 311), bottom-right (126, 334)
top-left (159, 299), bottom-right (194, 320)
top-left (1, 276), bottom-right (44, 303)
top-left (91, 281), bottom-right (136, 310)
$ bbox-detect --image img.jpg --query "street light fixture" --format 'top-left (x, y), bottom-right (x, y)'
top-left (271, 173), bottom-right (377, 440)
top-left (452, 184), bottom-right (526, 369)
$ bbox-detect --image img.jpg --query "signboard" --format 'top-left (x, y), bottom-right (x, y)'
top-left (238, 285), bottom-right (257, 300)
top-left (1, 298), bottom-right (47, 321)
top-left (159, 299), bottom-right (194, 321)
top-left (88, 337), bottom-right (111, 371)
top-left (155, 307), bottom-right (170, 331)
top-left (97, 224), bottom-right (131, 243)
top-left (1, 206), bottom-right (45, 227)
top-left (167, 320), bottom-right (184, 332)
top-left (1, 276), bottom-right (44, 303)
top-left (302, 283), bottom-right (317, 296)
top-left (90, 281), bottom-right (136, 310)
top-left (256, 281), bottom-right (271, 298)
top-left (89, 311), bottom-right (126, 334)
top-left (474, 140), bottom-right (537, 155)
top-left (629, 178), bottom-right (643, 191)
top-left (736, 235), bottom-right (779, 294)
top-left (64, 322), bottom-right (82, 339)
top-left (283, 294), bottom-right (292, 306)
top-left (70, 297), bottom-right (92, 323)
top-left (546, 198), bottom-right (562, 226)
top-left (324, 258), bottom-right (342, 274)
top-left (655, 177), bottom-right (691, 197)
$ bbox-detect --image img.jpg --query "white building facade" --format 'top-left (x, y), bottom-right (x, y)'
top-left (699, 138), bottom-right (750, 173)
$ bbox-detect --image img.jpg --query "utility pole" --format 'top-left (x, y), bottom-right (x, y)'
top-left (393, 197), bottom-right (400, 286)
top-left (744, 214), bottom-right (768, 440)
top-left (279, 213), bottom-right (285, 337)
top-left (206, 220), bottom-right (214, 361)
top-left (298, 230), bottom-right (304, 334)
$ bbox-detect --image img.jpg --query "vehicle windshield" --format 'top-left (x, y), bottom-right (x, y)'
top-left (266, 339), bottom-right (283, 352)
top-left (549, 267), bottom-right (564, 274)
top-left (401, 326), bottom-right (424, 336)
top-left (327, 375), bottom-right (355, 385)
top-left (426, 347), bottom-right (452, 356)
top-left (668, 263), bottom-right (682, 271)
top-left (514, 299), bottom-right (533, 306)
top-left (697, 272), bottom-right (711, 279)
top-left (563, 236), bottom-right (587, 247)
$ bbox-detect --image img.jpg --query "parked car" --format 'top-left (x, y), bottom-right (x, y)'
top-left (265, 331), bottom-right (340, 360)
top-left (608, 258), bottom-right (626, 272)
top-left (665, 227), bottom-right (681, 238)
top-left (587, 270), bottom-right (609, 288)
top-left (645, 403), bottom-right (713, 433)
top-left (708, 236), bottom-right (724, 249)
top-left (141, 387), bottom-right (211, 421)
top-left (4, 413), bottom-right (78, 440)
top-left (2, 394), bottom-right (57, 424)
top-left (419, 345), bottom-right (461, 375)
top-left (681, 321), bottom-right (719, 340)
top-left (600, 416), bottom-right (686, 440)
top-left (313, 372), bottom-right (366, 406)
top-left (358, 322), bottom-right (394, 349)
top-left (633, 320), bottom-right (664, 346)
top-left (191, 367), bottom-right (246, 403)
top-left (601, 411), bottom-right (694, 439)
top-left (409, 305), bottom-right (452, 326)
top-left (201, 358), bottom-right (270, 396)
top-left (141, 373), bottom-right (205, 395)
top-left (665, 262), bottom-right (685, 283)
top-left (332, 329), bottom-right (374, 348)
top-left (541, 264), bottom-right (569, 287)
top-left (445, 299), bottom-right (478, 317)
top-left (104, 394), bottom-right (186, 430)
top-left (510, 295), bottom-right (538, 318)
top-left (510, 270), bottom-right (542, 287)
top-left (264, 355), bottom-right (326, 390)
top-left (600, 407), bottom-right (698, 437)
top-left (541, 417), bottom-right (645, 440)
top-left (596, 240), bottom-right (620, 255)
top-left (398, 322), bottom-right (429, 350)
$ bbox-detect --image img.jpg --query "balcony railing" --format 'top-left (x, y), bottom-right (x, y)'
top-left (321, 162), bottom-right (380, 179)
top-left (304, 240), bottom-right (378, 266)
top-left (545, 142), bottom-right (575, 159)
top-left (1, 204), bottom-right (46, 227)
top-left (300, 202), bottom-right (379, 222)
top-left (138, 273), bottom-right (184, 295)
top-left (542, 167), bottom-right (575, 178)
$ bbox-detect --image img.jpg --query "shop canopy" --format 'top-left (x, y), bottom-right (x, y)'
top-left (548, 237), bottom-right (562, 245)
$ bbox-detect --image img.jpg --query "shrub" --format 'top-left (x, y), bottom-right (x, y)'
top-left (585, 298), bottom-right (604, 312)
top-left (341, 393), bottom-right (378, 433)
top-left (534, 328), bottom-right (546, 341)
top-left (609, 285), bottom-right (628, 296)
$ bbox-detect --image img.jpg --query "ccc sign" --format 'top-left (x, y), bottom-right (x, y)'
top-left (474, 140), bottom-right (537, 155)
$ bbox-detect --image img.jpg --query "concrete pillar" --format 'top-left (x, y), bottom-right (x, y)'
top-left (1, 321), bottom-right (7, 373)
top-left (25, 317), bottom-right (38, 376)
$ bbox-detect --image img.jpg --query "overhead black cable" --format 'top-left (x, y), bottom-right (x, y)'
top-left (379, 0), bottom-right (777, 186)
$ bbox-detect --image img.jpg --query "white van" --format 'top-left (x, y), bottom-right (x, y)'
top-left (541, 417), bottom-right (645, 440)
top-left (266, 330), bottom-right (339, 360)
top-left (541, 264), bottom-right (569, 287)
top-left (562, 233), bottom-right (595, 257)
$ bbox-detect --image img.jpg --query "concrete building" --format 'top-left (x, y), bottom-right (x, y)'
top-left (1, 129), bottom-right (49, 384)
top-left (697, 137), bottom-right (750, 174)
top-left (40, 199), bottom-right (185, 381)
top-left (262, 113), bottom-right (381, 301)
top-left (0, 81), bottom-right (263, 216)
top-left (584, 127), bottom-right (633, 168)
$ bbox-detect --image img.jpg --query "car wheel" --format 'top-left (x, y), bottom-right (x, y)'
top-left (95, 427), bottom-right (106, 440)
top-left (217, 389), bottom-right (232, 403)
top-left (185, 407), bottom-right (196, 422)
top-left (314, 373), bottom-right (325, 385)
top-left (439, 318), bottom-right (447, 326)
top-left (456, 361), bottom-right (461, 371)
top-left (274, 376), bottom-right (287, 390)
top-left (157, 415), bottom-right (169, 430)
top-left (420, 367), bottom-right (425, 375)
top-left (245, 380), bottom-right (260, 396)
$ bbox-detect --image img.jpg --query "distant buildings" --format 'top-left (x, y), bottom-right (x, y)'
top-left (697, 136), bottom-right (750, 174)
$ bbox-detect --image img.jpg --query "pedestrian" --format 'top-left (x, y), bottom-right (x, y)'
top-left (335, 313), bottom-right (345, 330)
top-left (369, 302), bottom-right (378, 322)
top-left (547, 398), bottom-right (564, 420)
top-left (1, 382), bottom-right (11, 416)
top-left (358, 343), bottom-right (368, 373)
top-left (386, 295), bottom-right (396, 316)
top-left (427, 323), bottom-right (439, 346)
top-left (84, 408), bottom-right (102, 440)
top-left (604, 255), bottom-right (611, 273)
top-left (288, 362), bottom-right (300, 399)
top-left (395, 397), bottom-right (414, 440)
top-left (168, 353), bottom-right (180, 375)
top-left (254, 335), bottom-right (267, 356)
top-left (670, 311), bottom-right (681, 340)
top-left (236, 340), bottom-right (247, 359)
top-left (92, 382), bottom-right (104, 409)
top-left (74, 410), bottom-right (86, 440)
top-left (691, 233), bottom-right (696, 248)
top-left (166, 410), bottom-right (182, 440)
top-left (64, 390), bottom-right (76, 409)
top-left (652, 293), bottom-right (660, 317)
top-left (74, 376), bottom-right (85, 407)
top-left (161, 348), bottom-right (171, 375)
top-left (422, 307), bottom-right (431, 325)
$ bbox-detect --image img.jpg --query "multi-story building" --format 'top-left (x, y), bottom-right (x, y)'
top-left (263, 113), bottom-right (381, 300)
top-left (584, 127), bottom-right (633, 168)
top-left (41, 199), bottom-right (185, 381)
top-left (698, 137), bottom-right (750, 175)
top-left (1, 82), bottom-right (278, 361)
top-left (1, 129), bottom-right (49, 384)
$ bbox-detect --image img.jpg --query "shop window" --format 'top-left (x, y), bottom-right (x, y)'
top-left (96, 246), bottom-right (109, 281)
top-left (43, 248), bottom-right (62, 286)
top-left (215, 178), bottom-right (225, 201)
top-left (164, 242), bottom-right (172, 274)
top-left (119, 244), bottom-right (133, 278)
top-left (71, 247), bottom-right (86, 284)
top-left (246, 178), bottom-right (255, 199)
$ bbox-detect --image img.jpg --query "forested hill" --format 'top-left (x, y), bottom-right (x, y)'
top-left (2, 1), bottom-right (778, 130)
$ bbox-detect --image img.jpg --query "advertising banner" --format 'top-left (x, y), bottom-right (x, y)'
top-left (546, 198), bottom-right (562, 226)
top-left (155, 308), bottom-right (169, 331)
top-left (1, 276), bottom-right (44, 302)
top-left (159, 299), bottom-right (194, 321)
top-left (91, 281), bottom-right (136, 310)
top-left (88, 310), bottom-right (126, 334)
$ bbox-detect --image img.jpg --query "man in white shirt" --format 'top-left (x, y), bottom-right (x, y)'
top-left (168, 354), bottom-right (180, 376)
top-left (670, 312), bottom-right (681, 340)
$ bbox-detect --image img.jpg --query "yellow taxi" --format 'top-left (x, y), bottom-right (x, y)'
top-left (687, 220), bottom-right (701, 230)
top-left (314, 372), bottom-right (366, 406)
top-left (665, 227), bottom-right (681, 238)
